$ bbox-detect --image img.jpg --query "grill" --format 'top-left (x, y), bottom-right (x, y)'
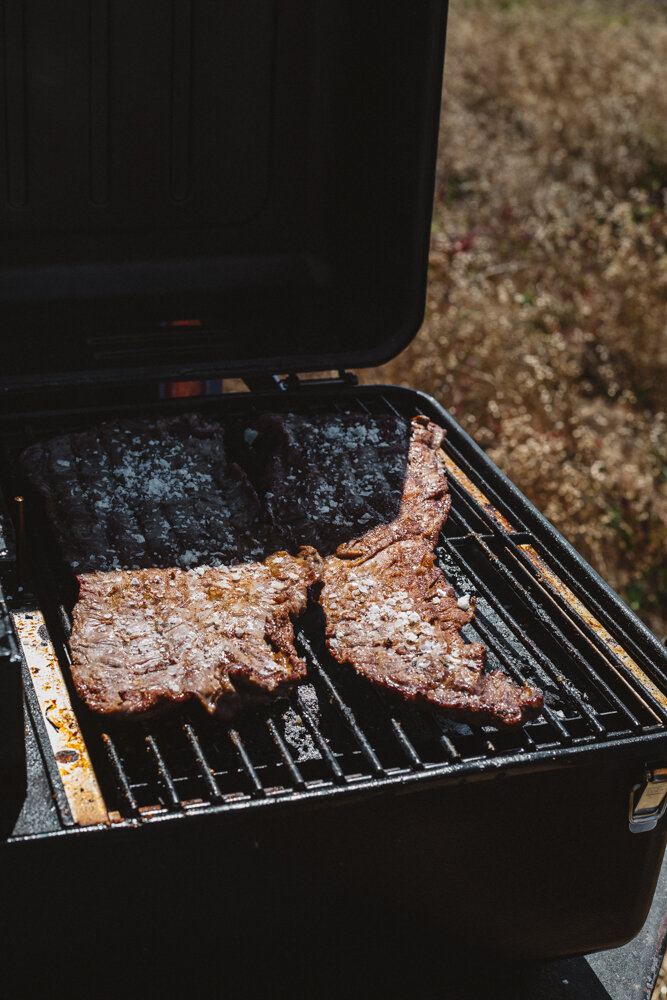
top-left (2, 382), bottom-right (667, 990)
top-left (0, 1), bottom-right (666, 987)
top-left (4, 385), bottom-right (666, 833)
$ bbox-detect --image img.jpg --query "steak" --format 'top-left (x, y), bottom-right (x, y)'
top-left (319, 539), bottom-right (544, 729)
top-left (20, 412), bottom-right (269, 573)
top-left (70, 549), bottom-right (320, 717)
top-left (23, 408), bottom-right (543, 728)
top-left (333, 415), bottom-right (451, 557)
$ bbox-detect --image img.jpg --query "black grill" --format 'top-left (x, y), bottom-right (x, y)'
top-left (4, 383), bottom-right (665, 830)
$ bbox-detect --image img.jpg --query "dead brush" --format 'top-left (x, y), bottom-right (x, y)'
top-left (362, 0), bottom-right (667, 637)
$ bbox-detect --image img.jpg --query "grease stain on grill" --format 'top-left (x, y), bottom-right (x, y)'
top-left (13, 608), bottom-right (109, 826)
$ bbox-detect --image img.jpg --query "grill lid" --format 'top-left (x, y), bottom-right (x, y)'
top-left (0, 1), bottom-right (448, 395)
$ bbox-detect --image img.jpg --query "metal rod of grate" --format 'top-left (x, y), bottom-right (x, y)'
top-left (183, 718), bottom-right (224, 802)
top-left (266, 717), bottom-right (305, 790)
top-left (100, 732), bottom-right (140, 817)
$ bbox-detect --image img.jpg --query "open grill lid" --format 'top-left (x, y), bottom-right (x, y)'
top-left (0, 1), bottom-right (448, 395)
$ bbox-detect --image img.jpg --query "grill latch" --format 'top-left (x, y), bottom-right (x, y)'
top-left (629, 765), bottom-right (667, 833)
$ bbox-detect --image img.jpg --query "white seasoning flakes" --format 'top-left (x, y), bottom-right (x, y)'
top-left (457, 594), bottom-right (471, 611)
top-left (281, 706), bottom-right (321, 762)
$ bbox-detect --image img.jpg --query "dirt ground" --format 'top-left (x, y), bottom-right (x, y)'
top-left (362, 0), bottom-right (667, 642)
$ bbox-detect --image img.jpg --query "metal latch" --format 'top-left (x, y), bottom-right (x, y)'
top-left (629, 765), bottom-right (667, 833)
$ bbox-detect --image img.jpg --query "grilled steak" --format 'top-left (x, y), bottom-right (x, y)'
top-left (333, 415), bottom-right (451, 557)
top-left (20, 412), bottom-right (268, 572)
top-left (23, 408), bottom-right (543, 728)
top-left (70, 549), bottom-right (320, 717)
top-left (319, 539), bottom-right (544, 729)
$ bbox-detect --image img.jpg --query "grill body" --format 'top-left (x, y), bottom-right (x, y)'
top-left (0, 1), bottom-right (665, 982)
top-left (1, 383), bottom-right (666, 978)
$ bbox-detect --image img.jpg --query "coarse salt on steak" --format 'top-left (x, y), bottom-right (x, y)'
top-left (70, 548), bottom-right (320, 718)
top-left (319, 539), bottom-right (544, 729)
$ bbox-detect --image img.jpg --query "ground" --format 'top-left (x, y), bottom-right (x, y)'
top-left (360, 3), bottom-right (667, 987)
top-left (362, 0), bottom-right (667, 643)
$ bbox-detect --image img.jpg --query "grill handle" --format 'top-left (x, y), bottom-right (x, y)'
top-left (629, 765), bottom-right (667, 833)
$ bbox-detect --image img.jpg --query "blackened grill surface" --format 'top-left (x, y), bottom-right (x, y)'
top-left (3, 385), bottom-right (666, 826)
top-left (246, 410), bottom-right (414, 555)
top-left (20, 412), bottom-right (269, 572)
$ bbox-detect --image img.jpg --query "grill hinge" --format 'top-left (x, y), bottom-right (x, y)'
top-left (281, 370), bottom-right (360, 391)
top-left (629, 765), bottom-right (667, 833)
top-left (243, 370), bottom-right (359, 393)
top-left (242, 375), bottom-right (286, 394)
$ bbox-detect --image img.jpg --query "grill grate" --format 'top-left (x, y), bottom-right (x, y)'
top-left (3, 385), bottom-right (667, 825)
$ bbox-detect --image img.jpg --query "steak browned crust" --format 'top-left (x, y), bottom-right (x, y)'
top-left (70, 549), bottom-right (320, 717)
top-left (20, 413), bottom-right (268, 573)
top-left (319, 539), bottom-right (543, 729)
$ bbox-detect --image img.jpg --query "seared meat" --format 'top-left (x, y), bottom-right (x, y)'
top-left (70, 549), bottom-right (320, 717)
top-left (319, 539), bottom-right (544, 729)
top-left (23, 407), bottom-right (543, 728)
top-left (20, 413), bottom-right (268, 573)
top-left (246, 411), bottom-right (447, 555)
top-left (334, 416), bottom-right (451, 557)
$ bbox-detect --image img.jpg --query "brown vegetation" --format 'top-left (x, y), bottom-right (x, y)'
top-left (363, 0), bottom-right (667, 640)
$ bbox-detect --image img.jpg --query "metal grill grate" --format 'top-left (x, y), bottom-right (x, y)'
top-left (4, 385), bottom-right (667, 826)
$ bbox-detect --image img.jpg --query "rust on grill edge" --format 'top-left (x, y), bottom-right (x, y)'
top-left (439, 452), bottom-right (516, 534)
top-left (13, 608), bottom-right (109, 826)
top-left (520, 544), bottom-right (667, 712)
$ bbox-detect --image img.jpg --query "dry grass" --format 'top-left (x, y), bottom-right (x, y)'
top-left (362, 0), bottom-right (667, 640)
top-left (658, 962), bottom-right (667, 999)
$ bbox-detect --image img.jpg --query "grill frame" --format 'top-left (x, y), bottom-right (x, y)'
top-left (2, 382), bottom-right (666, 823)
top-left (1, 380), bottom-right (666, 966)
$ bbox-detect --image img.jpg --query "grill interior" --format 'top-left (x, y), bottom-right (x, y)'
top-left (3, 384), bottom-right (667, 830)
